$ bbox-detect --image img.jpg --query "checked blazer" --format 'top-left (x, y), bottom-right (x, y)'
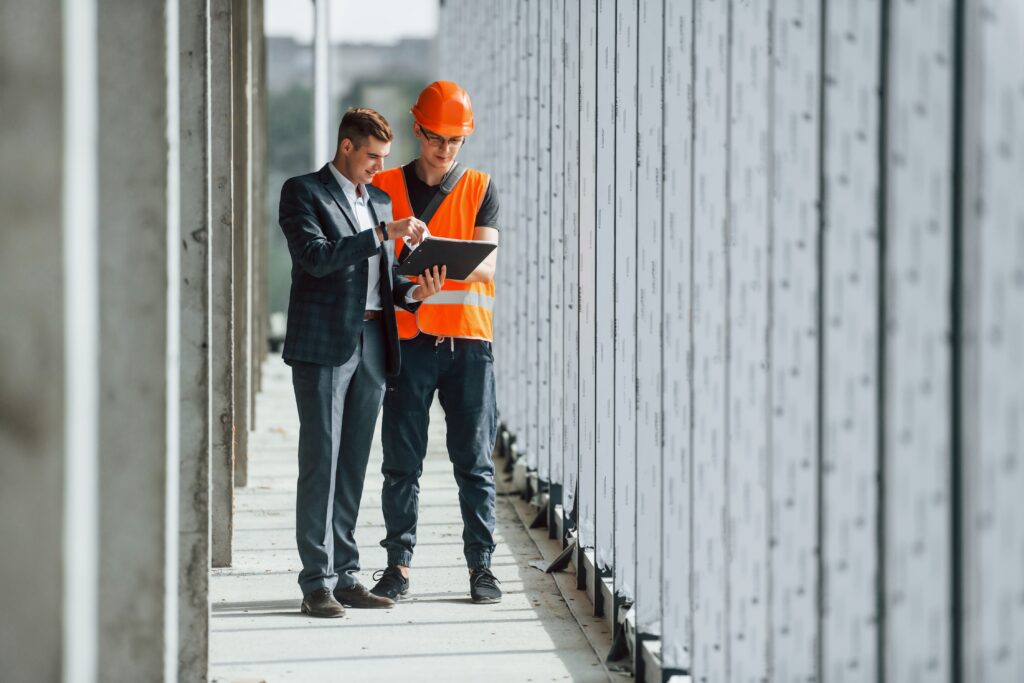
top-left (278, 164), bottom-right (418, 375)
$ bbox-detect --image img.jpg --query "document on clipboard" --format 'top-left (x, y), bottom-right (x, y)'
top-left (396, 235), bottom-right (497, 281)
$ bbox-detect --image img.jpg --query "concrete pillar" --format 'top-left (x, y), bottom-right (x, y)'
top-left (250, 0), bottom-right (265, 421)
top-left (178, 0), bottom-right (211, 678)
top-left (258, 0), bottom-right (268, 379)
top-left (210, 0), bottom-right (235, 568)
top-left (232, 0), bottom-right (252, 488)
top-left (0, 2), bottom-right (99, 680)
top-left (313, 0), bottom-right (330, 168)
top-left (95, 0), bottom-right (180, 679)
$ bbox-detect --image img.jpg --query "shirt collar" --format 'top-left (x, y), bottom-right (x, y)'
top-left (327, 162), bottom-right (366, 205)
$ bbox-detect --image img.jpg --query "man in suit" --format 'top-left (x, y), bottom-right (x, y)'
top-left (278, 107), bottom-right (446, 618)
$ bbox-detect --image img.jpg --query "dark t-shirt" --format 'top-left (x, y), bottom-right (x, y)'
top-left (402, 163), bottom-right (500, 230)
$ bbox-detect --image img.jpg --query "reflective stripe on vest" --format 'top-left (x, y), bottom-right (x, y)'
top-left (425, 290), bottom-right (495, 310)
top-left (373, 165), bottom-right (495, 341)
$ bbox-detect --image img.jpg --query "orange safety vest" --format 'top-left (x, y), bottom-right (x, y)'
top-left (373, 165), bottom-right (495, 341)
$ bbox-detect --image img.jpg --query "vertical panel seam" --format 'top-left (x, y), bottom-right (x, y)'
top-left (950, 0), bottom-right (966, 680)
top-left (687, 0), bottom-right (698, 667)
top-left (657, 0), bottom-right (669, 654)
top-left (815, 0), bottom-right (828, 680)
top-left (765, 0), bottom-right (777, 677)
top-left (724, 0), bottom-right (734, 678)
top-left (877, 1), bottom-right (892, 681)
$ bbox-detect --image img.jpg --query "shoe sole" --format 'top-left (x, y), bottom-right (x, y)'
top-left (337, 599), bottom-right (394, 609)
top-left (300, 603), bottom-right (345, 618)
top-left (471, 596), bottom-right (501, 604)
top-left (370, 588), bottom-right (409, 602)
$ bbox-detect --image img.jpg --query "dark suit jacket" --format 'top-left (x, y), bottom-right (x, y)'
top-left (278, 164), bottom-right (418, 375)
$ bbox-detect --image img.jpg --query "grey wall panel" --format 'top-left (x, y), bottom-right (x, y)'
top-left (768, 0), bottom-right (821, 677)
top-left (577, 0), bottom-right (598, 549)
top-left (502, 0), bottom-right (515, 434)
top-left (435, 3), bottom-right (1024, 679)
top-left (517, 0), bottom-right (530, 440)
top-left (563, 0), bottom-right (582, 520)
top-left (635, 0), bottom-right (665, 637)
top-left (550, 0), bottom-right (566, 488)
top-left (495, 0), bottom-right (509, 433)
top-left (961, 2), bottom-right (1024, 680)
top-left (727, 1), bottom-right (771, 678)
top-left (594, 0), bottom-right (616, 571)
top-left (511, 0), bottom-right (519, 435)
top-left (489, 0), bottom-right (505, 426)
top-left (661, 0), bottom-right (695, 671)
top-left (690, 0), bottom-right (730, 678)
top-left (507, 0), bottom-right (517, 436)
top-left (884, 3), bottom-right (954, 679)
top-left (821, 2), bottom-right (883, 680)
top-left (613, 0), bottom-right (638, 602)
top-left (527, 0), bottom-right (540, 469)
top-left (537, 0), bottom-right (552, 483)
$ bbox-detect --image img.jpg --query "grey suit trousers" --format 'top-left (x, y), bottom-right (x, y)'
top-left (291, 318), bottom-right (386, 595)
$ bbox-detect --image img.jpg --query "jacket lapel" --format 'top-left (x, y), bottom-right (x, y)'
top-left (318, 164), bottom-right (358, 235)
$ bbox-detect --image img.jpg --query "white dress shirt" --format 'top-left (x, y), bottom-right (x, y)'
top-left (328, 163), bottom-right (383, 311)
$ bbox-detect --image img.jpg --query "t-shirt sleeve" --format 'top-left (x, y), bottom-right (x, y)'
top-left (474, 180), bottom-right (500, 230)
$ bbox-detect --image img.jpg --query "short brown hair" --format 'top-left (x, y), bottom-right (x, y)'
top-left (337, 107), bottom-right (393, 149)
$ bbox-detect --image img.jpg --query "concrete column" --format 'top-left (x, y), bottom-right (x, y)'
top-left (250, 0), bottom-right (265, 421)
top-left (210, 0), bottom-right (235, 567)
top-left (232, 0), bottom-right (252, 487)
top-left (249, 0), bottom-right (262, 423)
top-left (1, 2), bottom-right (98, 680)
top-left (95, 0), bottom-right (180, 679)
top-left (313, 0), bottom-right (330, 168)
top-left (178, 0), bottom-right (211, 678)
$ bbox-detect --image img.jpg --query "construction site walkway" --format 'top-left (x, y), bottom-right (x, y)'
top-left (209, 356), bottom-right (613, 683)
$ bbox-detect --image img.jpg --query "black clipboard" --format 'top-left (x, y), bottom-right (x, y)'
top-left (396, 236), bottom-right (497, 281)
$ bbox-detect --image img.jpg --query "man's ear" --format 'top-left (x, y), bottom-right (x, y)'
top-left (339, 137), bottom-right (352, 155)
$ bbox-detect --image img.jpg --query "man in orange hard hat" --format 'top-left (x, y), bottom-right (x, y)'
top-left (370, 81), bottom-right (503, 604)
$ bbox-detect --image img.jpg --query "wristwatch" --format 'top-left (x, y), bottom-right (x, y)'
top-left (378, 221), bottom-right (389, 241)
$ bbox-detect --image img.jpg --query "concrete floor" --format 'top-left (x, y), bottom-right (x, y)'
top-left (210, 357), bottom-right (611, 683)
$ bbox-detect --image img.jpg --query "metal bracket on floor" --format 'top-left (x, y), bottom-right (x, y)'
top-left (527, 537), bottom-right (577, 574)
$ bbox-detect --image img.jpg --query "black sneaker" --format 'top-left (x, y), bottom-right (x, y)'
top-left (469, 567), bottom-right (502, 604)
top-left (370, 566), bottom-right (409, 601)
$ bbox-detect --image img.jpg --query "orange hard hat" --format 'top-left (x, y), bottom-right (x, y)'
top-left (411, 81), bottom-right (475, 138)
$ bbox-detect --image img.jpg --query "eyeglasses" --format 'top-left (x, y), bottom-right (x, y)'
top-left (418, 126), bottom-right (465, 150)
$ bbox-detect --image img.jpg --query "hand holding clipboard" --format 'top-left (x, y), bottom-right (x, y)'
top-left (398, 229), bottom-right (498, 281)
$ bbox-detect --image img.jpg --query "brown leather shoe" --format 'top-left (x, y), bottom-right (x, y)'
top-left (334, 582), bottom-right (395, 609)
top-left (301, 587), bottom-right (346, 618)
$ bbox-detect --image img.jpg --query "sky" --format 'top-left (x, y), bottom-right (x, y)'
top-left (265, 0), bottom-right (439, 44)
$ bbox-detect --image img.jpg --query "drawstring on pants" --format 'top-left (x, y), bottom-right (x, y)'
top-left (434, 335), bottom-right (455, 353)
